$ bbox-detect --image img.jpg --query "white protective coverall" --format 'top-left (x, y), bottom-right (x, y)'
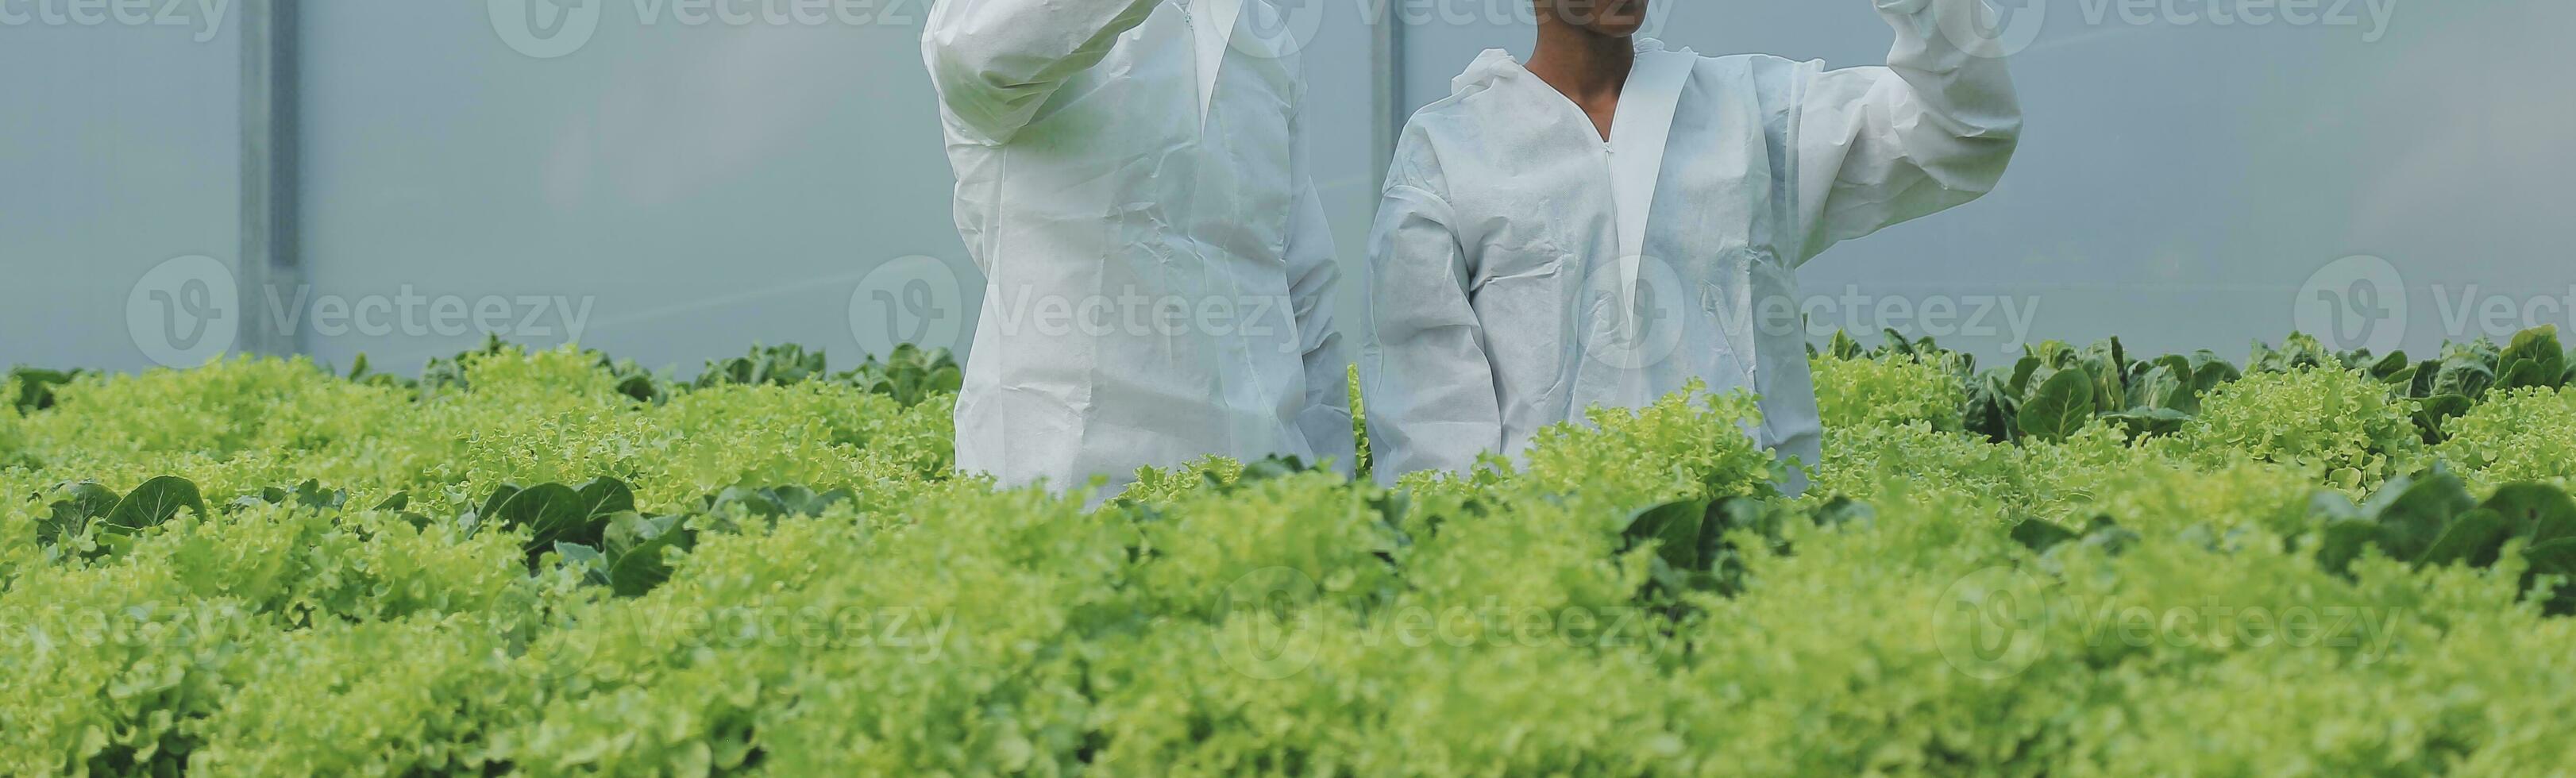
top-left (923, 0), bottom-right (1353, 495)
top-left (1362, 0), bottom-right (2020, 488)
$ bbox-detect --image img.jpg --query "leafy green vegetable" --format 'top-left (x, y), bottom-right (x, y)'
top-left (7, 330), bottom-right (2576, 776)
top-left (2016, 368), bottom-right (2096, 442)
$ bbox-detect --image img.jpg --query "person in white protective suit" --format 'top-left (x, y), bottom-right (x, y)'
top-left (921, 0), bottom-right (1353, 496)
top-left (1362, 0), bottom-right (2021, 491)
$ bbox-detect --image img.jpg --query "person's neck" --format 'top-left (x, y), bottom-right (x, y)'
top-left (1525, 23), bottom-right (1634, 107)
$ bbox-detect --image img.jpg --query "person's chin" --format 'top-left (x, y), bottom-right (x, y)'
top-left (1594, 19), bottom-right (1646, 37)
top-left (1604, 0), bottom-right (1648, 30)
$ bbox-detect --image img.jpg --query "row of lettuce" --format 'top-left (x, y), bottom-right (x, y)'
top-left (2, 329), bottom-right (2574, 775)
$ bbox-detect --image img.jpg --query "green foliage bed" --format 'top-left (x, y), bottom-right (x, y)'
top-left (5, 330), bottom-right (2575, 776)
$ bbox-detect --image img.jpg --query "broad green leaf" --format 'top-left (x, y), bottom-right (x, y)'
top-left (2497, 326), bottom-right (2564, 391)
top-left (2104, 407), bottom-right (2191, 439)
top-left (2481, 483), bottom-right (2576, 545)
top-left (102, 476), bottom-right (206, 536)
top-left (2518, 537), bottom-right (2576, 616)
top-left (2316, 518), bottom-right (2381, 576)
top-left (2188, 354), bottom-right (2241, 395)
top-left (2497, 360), bottom-right (2554, 393)
top-left (2433, 356), bottom-right (2495, 400)
top-left (2408, 359), bottom-right (2442, 397)
top-left (1810, 495), bottom-right (1874, 529)
top-left (573, 477), bottom-right (637, 521)
top-left (2080, 356), bottom-right (2123, 414)
top-left (1880, 328), bottom-right (1913, 356)
top-left (2366, 350), bottom-right (2412, 382)
top-left (2310, 490), bottom-right (2375, 576)
top-left (2418, 508), bottom-right (2510, 568)
top-left (926, 365), bottom-right (964, 395)
top-left (2362, 471), bottom-right (2474, 563)
top-left (2412, 394), bottom-right (2474, 443)
top-left (2007, 355), bottom-right (2043, 397)
top-left (2078, 515), bottom-right (2140, 556)
top-left (476, 484), bottom-right (523, 526)
top-left (37, 481), bottom-right (121, 546)
top-left (8, 367), bottom-right (79, 413)
top-left (2130, 358), bottom-right (2192, 412)
top-left (496, 483), bottom-right (598, 569)
top-left (1699, 496), bottom-right (1777, 567)
top-left (2015, 368), bottom-right (2096, 443)
top-left (1623, 499), bottom-right (1708, 573)
top-left (553, 541), bottom-right (607, 579)
top-left (1965, 372), bottom-right (2020, 443)
top-left (603, 513), bottom-right (696, 597)
top-left (2009, 518), bottom-right (2079, 553)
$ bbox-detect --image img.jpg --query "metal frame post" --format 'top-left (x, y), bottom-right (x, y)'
top-left (239, 0), bottom-right (302, 356)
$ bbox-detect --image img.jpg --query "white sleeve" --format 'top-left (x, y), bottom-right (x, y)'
top-left (920, 0), bottom-right (1163, 144)
top-left (1790, 0), bottom-right (2023, 265)
top-left (1361, 175), bottom-right (1502, 484)
top-left (1285, 153), bottom-right (1356, 476)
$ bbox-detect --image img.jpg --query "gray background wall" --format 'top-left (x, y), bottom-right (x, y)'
top-left (6, 1), bottom-right (2569, 373)
top-left (2, 10), bottom-right (239, 372)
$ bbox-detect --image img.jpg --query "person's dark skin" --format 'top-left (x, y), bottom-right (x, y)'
top-left (1523, 0), bottom-right (1652, 141)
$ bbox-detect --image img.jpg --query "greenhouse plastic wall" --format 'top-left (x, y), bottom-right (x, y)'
top-left (1402, 0), bottom-right (2574, 359)
top-left (291, 0), bottom-right (1386, 376)
top-left (1, 12), bottom-right (240, 371)
top-left (11, 1), bottom-right (2574, 373)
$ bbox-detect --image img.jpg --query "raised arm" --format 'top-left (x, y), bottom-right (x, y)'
top-left (1360, 152), bottom-right (1502, 483)
top-left (920, 0), bottom-right (1163, 144)
top-left (1789, 0), bottom-right (2023, 264)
